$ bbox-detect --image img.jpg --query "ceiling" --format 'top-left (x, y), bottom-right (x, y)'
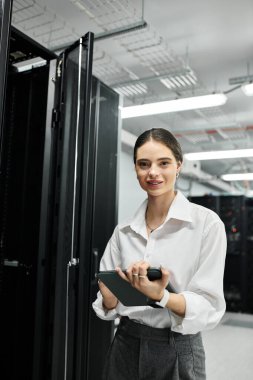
top-left (11, 0), bottom-right (253, 193)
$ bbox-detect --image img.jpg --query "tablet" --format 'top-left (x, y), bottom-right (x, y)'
top-left (97, 269), bottom-right (177, 307)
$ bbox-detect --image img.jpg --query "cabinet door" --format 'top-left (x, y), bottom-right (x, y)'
top-left (86, 77), bottom-right (119, 380)
top-left (37, 33), bottom-right (119, 380)
top-left (48, 33), bottom-right (95, 380)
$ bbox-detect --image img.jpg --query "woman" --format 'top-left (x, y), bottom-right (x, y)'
top-left (93, 128), bottom-right (227, 380)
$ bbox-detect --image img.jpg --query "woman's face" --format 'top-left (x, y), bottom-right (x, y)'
top-left (135, 140), bottom-right (181, 197)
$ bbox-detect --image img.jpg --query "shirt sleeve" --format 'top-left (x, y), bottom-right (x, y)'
top-left (170, 218), bottom-right (227, 335)
top-left (92, 226), bottom-right (121, 321)
top-left (92, 291), bottom-right (119, 320)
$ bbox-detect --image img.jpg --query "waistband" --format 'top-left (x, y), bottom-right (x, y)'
top-left (118, 317), bottom-right (200, 341)
top-left (118, 317), bottom-right (173, 341)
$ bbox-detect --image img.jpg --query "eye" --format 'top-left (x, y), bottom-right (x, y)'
top-left (160, 161), bottom-right (170, 167)
top-left (138, 161), bottom-right (150, 169)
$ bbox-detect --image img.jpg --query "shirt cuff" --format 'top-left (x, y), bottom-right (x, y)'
top-left (170, 291), bottom-right (224, 335)
top-left (92, 292), bottom-right (118, 321)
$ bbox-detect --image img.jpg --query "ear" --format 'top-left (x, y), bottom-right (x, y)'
top-left (176, 162), bottom-right (182, 179)
top-left (176, 161), bottom-right (182, 172)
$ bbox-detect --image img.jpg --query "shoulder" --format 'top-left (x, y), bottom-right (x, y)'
top-left (189, 201), bottom-right (220, 219)
top-left (189, 200), bottom-right (224, 231)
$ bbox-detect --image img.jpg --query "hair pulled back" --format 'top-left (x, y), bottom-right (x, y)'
top-left (133, 128), bottom-right (183, 164)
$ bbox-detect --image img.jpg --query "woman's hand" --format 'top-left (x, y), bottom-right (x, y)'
top-left (115, 261), bottom-right (170, 302)
top-left (98, 280), bottom-right (118, 310)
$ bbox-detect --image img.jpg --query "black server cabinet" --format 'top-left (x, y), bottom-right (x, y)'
top-left (0, 64), bottom-right (52, 380)
top-left (189, 195), bottom-right (249, 313)
top-left (0, 23), bottom-right (57, 380)
top-left (246, 198), bottom-right (253, 313)
top-left (220, 196), bottom-right (247, 312)
top-left (36, 35), bottom-right (119, 380)
top-left (0, 28), bottom-right (119, 380)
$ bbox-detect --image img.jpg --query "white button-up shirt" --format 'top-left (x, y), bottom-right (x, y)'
top-left (92, 190), bottom-right (227, 334)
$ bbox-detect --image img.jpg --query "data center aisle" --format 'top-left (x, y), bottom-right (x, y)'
top-left (202, 312), bottom-right (253, 380)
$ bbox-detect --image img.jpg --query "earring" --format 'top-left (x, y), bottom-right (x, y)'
top-left (176, 172), bottom-right (180, 179)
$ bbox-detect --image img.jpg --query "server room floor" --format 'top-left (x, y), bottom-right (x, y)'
top-left (202, 312), bottom-right (253, 380)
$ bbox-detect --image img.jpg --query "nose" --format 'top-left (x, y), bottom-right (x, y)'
top-left (148, 163), bottom-right (159, 177)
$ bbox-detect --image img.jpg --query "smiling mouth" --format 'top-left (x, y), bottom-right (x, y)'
top-left (147, 180), bottom-right (163, 185)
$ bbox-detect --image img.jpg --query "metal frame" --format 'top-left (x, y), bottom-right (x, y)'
top-left (0, 0), bottom-right (13, 164)
top-left (74, 32), bottom-right (94, 380)
top-left (10, 26), bottom-right (57, 63)
top-left (32, 58), bottom-right (57, 380)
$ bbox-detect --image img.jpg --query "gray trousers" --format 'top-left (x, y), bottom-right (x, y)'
top-left (103, 317), bottom-right (206, 380)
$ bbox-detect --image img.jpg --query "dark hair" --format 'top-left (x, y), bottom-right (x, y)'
top-left (133, 128), bottom-right (183, 164)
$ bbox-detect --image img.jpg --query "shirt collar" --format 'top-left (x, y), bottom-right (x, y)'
top-left (166, 190), bottom-right (193, 223)
top-left (119, 191), bottom-right (193, 235)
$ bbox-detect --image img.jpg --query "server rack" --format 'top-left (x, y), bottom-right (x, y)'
top-left (220, 196), bottom-right (247, 312)
top-left (246, 198), bottom-right (253, 313)
top-left (0, 63), bottom-right (52, 380)
top-left (0, 24), bottom-right (57, 380)
top-left (189, 195), bottom-right (252, 313)
top-left (0, 23), bottom-right (119, 380)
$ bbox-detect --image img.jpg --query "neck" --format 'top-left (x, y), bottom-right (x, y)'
top-left (147, 190), bottom-right (176, 218)
top-left (145, 190), bottom-right (177, 233)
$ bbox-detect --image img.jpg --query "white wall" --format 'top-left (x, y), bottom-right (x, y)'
top-left (118, 149), bottom-right (220, 223)
top-left (118, 150), bottom-right (146, 222)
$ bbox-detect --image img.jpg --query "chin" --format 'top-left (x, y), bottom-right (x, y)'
top-left (147, 188), bottom-right (174, 197)
top-left (147, 190), bottom-right (165, 197)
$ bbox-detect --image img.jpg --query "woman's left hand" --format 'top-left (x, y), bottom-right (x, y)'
top-left (115, 261), bottom-right (170, 301)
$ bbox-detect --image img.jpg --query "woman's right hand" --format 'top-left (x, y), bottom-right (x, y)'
top-left (98, 280), bottom-right (118, 310)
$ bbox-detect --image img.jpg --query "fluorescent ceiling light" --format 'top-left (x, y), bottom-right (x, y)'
top-left (221, 173), bottom-right (253, 181)
top-left (184, 148), bottom-right (253, 161)
top-left (71, 0), bottom-right (89, 12)
top-left (120, 93), bottom-right (227, 119)
top-left (241, 83), bottom-right (253, 96)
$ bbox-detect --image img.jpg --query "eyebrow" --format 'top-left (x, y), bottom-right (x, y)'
top-left (137, 157), bottom-right (174, 162)
top-left (157, 157), bottom-right (173, 161)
